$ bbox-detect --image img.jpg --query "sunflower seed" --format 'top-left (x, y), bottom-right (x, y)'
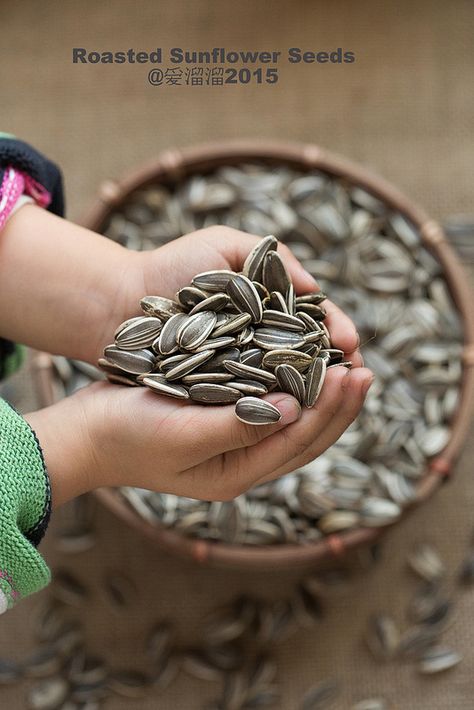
top-left (263, 250), bottom-right (291, 294)
top-left (177, 311), bottom-right (218, 350)
top-left (142, 376), bottom-right (189, 399)
top-left (262, 349), bottom-right (312, 372)
top-left (189, 383), bottom-right (242, 404)
top-left (265, 290), bottom-right (289, 313)
top-left (275, 364), bottom-right (305, 404)
top-left (107, 670), bottom-right (150, 698)
top-left (223, 359), bottom-right (277, 385)
top-left (229, 380), bottom-right (268, 396)
top-left (261, 310), bottom-right (305, 331)
top-left (212, 312), bottom-right (252, 337)
top-left (240, 348), bottom-right (264, 368)
top-left (103, 346), bottom-right (155, 375)
top-left (177, 285), bottom-right (208, 309)
top-left (182, 372), bottom-right (234, 384)
top-left (366, 614), bottom-right (399, 661)
top-left (140, 295), bottom-right (183, 320)
top-left (418, 646), bottom-right (462, 674)
top-left (305, 357), bottom-right (326, 407)
top-left (226, 274), bottom-right (263, 323)
top-left (198, 348), bottom-right (241, 372)
top-left (299, 679), bottom-right (340, 709)
top-left (188, 292), bottom-right (231, 315)
top-left (0, 659), bottom-right (22, 684)
top-left (193, 336), bottom-right (237, 352)
top-left (164, 350), bottom-right (214, 380)
top-left (235, 397), bottom-right (281, 425)
top-left (192, 269), bottom-right (237, 292)
top-left (408, 544), bottom-right (446, 582)
top-left (242, 234), bottom-right (278, 281)
top-left (24, 647), bottom-right (62, 678)
top-left (253, 328), bottom-right (305, 350)
top-left (114, 316), bottom-right (162, 349)
top-left (351, 699), bottom-right (390, 710)
top-left (28, 677), bottom-right (69, 710)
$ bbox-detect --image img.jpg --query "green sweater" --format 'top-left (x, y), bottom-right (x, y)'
top-left (0, 389), bottom-right (51, 611)
top-left (0, 134), bottom-right (64, 612)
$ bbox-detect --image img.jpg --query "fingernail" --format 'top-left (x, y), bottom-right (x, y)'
top-left (362, 375), bottom-right (375, 396)
top-left (278, 398), bottom-right (302, 425)
top-left (358, 350), bottom-right (365, 367)
top-left (355, 331), bottom-right (361, 348)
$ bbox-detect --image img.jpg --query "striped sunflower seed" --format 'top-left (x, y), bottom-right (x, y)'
top-left (142, 376), bottom-right (189, 400)
top-left (262, 250), bottom-right (291, 294)
top-left (226, 274), bottom-right (263, 323)
top-left (235, 397), bottom-right (281, 425)
top-left (240, 348), bottom-right (264, 368)
top-left (194, 336), bottom-right (237, 352)
top-left (182, 372), bottom-right (234, 384)
top-left (261, 310), bottom-right (305, 331)
top-left (197, 347), bottom-right (241, 373)
top-left (212, 312), bottom-right (252, 337)
top-left (177, 311), bottom-right (217, 350)
top-left (114, 316), bottom-right (162, 349)
top-left (103, 346), bottom-right (155, 375)
top-left (164, 350), bottom-right (215, 381)
top-left (157, 313), bottom-right (189, 355)
top-left (189, 383), bottom-right (242, 404)
top-left (275, 364), bottom-right (306, 404)
top-left (188, 292), bottom-right (231, 316)
top-left (305, 357), bottom-right (326, 407)
top-left (242, 234), bottom-right (278, 281)
top-left (140, 295), bottom-right (183, 320)
top-left (176, 285), bottom-right (208, 309)
top-left (262, 349), bottom-right (313, 372)
top-left (265, 290), bottom-right (289, 313)
top-left (223, 360), bottom-right (277, 385)
top-left (253, 328), bottom-right (306, 351)
top-left (230, 380), bottom-right (268, 396)
top-left (192, 269), bottom-right (237, 292)
top-left (418, 646), bottom-right (462, 674)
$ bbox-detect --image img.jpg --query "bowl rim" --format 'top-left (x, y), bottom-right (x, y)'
top-left (33, 139), bottom-right (474, 569)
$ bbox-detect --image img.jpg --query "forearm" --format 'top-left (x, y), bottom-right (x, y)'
top-left (0, 204), bottom-right (143, 363)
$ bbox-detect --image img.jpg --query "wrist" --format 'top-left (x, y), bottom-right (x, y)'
top-left (24, 384), bottom-right (107, 507)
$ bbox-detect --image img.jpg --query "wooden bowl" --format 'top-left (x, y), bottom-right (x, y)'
top-left (33, 140), bottom-right (474, 570)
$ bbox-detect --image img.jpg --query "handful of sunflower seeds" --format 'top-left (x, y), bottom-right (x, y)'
top-left (99, 235), bottom-right (350, 424)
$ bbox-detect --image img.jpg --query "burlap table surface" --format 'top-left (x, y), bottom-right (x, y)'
top-left (1, 1), bottom-right (474, 707)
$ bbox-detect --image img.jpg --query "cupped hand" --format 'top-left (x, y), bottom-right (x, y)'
top-left (27, 225), bottom-right (372, 506)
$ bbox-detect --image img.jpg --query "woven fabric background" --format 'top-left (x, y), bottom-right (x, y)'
top-left (1, 1), bottom-right (473, 707)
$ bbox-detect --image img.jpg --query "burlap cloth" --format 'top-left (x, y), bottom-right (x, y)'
top-left (1, 1), bottom-right (474, 707)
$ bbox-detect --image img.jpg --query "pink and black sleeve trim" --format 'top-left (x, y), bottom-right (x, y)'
top-left (0, 137), bottom-right (65, 218)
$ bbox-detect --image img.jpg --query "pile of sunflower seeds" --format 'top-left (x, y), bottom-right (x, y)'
top-left (100, 235), bottom-right (341, 425)
top-left (50, 163), bottom-right (464, 545)
top-left (366, 542), bottom-right (463, 677)
top-left (3, 525), bottom-right (471, 709)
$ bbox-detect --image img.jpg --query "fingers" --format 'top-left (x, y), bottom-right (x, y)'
top-left (256, 367), bottom-right (373, 484)
top-left (200, 366), bottom-right (372, 499)
top-left (187, 366), bottom-right (349, 498)
top-left (169, 392), bottom-right (301, 466)
top-left (323, 299), bottom-right (359, 356)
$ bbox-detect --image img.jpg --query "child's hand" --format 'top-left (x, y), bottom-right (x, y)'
top-left (25, 362), bottom-right (372, 507)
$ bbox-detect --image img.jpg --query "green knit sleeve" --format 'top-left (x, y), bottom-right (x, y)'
top-left (0, 398), bottom-right (51, 612)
